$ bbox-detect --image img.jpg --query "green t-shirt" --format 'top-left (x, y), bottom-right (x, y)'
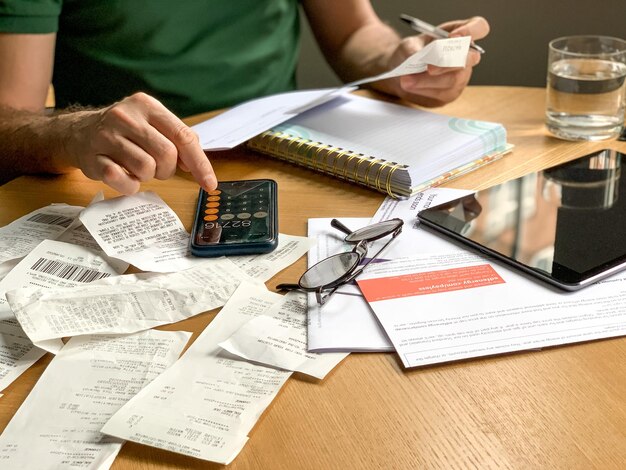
top-left (0, 0), bottom-right (300, 117)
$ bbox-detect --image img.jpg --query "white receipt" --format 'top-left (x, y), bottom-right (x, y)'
top-left (220, 291), bottom-right (348, 379)
top-left (347, 36), bottom-right (470, 87)
top-left (102, 282), bottom-right (291, 465)
top-left (0, 203), bottom-right (83, 266)
top-left (193, 37), bottom-right (470, 151)
top-left (0, 239), bottom-right (122, 321)
top-left (0, 260), bottom-right (19, 283)
top-left (79, 191), bottom-right (201, 273)
top-left (0, 329), bottom-right (190, 470)
top-left (0, 239), bottom-right (123, 389)
top-left (7, 257), bottom-right (251, 352)
top-left (229, 233), bottom-right (315, 282)
top-left (55, 212), bottom-right (129, 275)
top-left (0, 320), bottom-right (47, 393)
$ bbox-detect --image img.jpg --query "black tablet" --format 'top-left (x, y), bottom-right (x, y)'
top-left (417, 149), bottom-right (626, 291)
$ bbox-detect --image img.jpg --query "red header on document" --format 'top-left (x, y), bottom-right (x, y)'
top-left (357, 264), bottom-right (504, 302)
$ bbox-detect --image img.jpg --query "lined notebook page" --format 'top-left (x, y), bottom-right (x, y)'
top-left (273, 94), bottom-right (505, 182)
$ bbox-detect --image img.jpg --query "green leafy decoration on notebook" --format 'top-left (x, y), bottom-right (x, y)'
top-left (448, 118), bottom-right (506, 151)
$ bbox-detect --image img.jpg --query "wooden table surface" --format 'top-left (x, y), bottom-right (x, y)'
top-left (1, 87), bottom-right (625, 469)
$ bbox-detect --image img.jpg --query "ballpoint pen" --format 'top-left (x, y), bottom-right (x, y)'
top-left (400, 13), bottom-right (485, 54)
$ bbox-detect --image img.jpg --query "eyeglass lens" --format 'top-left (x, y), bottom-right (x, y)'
top-left (343, 219), bottom-right (402, 242)
top-left (282, 218), bottom-right (402, 297)
top-left (300, 251), bottom-right (361, 289)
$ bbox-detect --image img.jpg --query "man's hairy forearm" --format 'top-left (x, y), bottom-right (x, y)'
top-left (0, 106), bottom-right (83, 183)
top-left (333, 22), bottom-right (402, 88)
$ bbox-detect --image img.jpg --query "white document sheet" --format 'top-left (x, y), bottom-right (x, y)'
top-left (79, 191), bottom-right (203, 273)
top-left (7, 256), bottom-right (250, 353)
top-left (0, 203), bottom-right (83, 265)
top-left (220, 291), bottom-right (348, 379)
top-left (0, 329), bottom-right (190, 470)
top-left (306, 189), bottom-right (471, 353)
top-left (193, 88), bottom-right (354, 150)
top-left (357, 251), bottom-right (626, 368)
top-left (306, 218), bottom-right (393, 352)
top-left (102, 282), bottom-right (292, 465)
top-left (193, 37), bottom-right (469, 150)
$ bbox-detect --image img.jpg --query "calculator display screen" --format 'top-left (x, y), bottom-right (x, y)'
top-left (193, 180), bottom-right (275, 246)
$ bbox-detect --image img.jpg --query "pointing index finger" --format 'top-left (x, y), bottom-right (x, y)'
top-left (169, 123), bottom-right (218, 191)
top-left (146, 98), bottom-right (218, 191)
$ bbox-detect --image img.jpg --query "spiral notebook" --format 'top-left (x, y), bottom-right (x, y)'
top-left (246, 94), bottom-right (511, 198)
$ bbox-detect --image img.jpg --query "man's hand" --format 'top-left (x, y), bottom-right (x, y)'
top-left (386, 17), bottom-right (490, 107)
top-left (303, 2), bottom-right (489, 108)
top-left (64, 93), bottom-right (217, 195)
top-left (0, 33), bottom-right (217, 192)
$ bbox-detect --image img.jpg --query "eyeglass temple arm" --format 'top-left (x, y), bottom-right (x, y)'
top-left (275, 283), bottom-right (301, 291)
top-left (330, 218), bottom-right (353, 235)
top-left (345, 228), bottom-right (401, 282)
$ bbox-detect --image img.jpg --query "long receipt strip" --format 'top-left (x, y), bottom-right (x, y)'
top-left (220, 291), bottom-right (348, 379)
top-left (0, 198), bottom-right (128, 392)
top-left (0, 240), bottom-right (122, 389)
top-left (0, 329), bottom-right (190, 470)
top-left (102, 283), bottom-right (292, 465)
top-left (7, 256), bottom-right (248, 353)
top-left (228, 234), bottom-right (315, 281)
top-left (6, 234), bottom-right (312, 353)
top-left (0, 203), bottom-right (84, 266)
top-left (0, 239), bottom-right (124, 321)
top-left (357, 251), bottom-right (626, 368)
top-left (193, 36), bottom-right (470, 150)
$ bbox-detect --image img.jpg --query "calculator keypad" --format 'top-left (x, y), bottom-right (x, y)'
top-left (195, 181), bottom-right (273, 245)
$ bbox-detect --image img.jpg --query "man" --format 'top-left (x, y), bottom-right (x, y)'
top-left (0, 1), bottom-right (488, 194)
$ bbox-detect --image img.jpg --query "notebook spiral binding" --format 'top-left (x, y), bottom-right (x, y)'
top-left (247, 130), bottom-right (405, 198)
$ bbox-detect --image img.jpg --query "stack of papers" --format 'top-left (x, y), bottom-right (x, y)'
top-left (310, 188), bottom-right (626, 369)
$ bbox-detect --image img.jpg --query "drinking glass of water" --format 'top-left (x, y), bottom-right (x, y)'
top-left (546, 35), bottom-right (626, 141)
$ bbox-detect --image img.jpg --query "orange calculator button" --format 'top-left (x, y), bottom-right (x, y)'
top-left (204, 208), bottom-right (219, 215)
top-left (207, 190), bottom-right (222, 196)
top-left (207, 196), bottom-right (220, 202)
top-left (205, 202), bottom-right (219, 208)
top-left (203, 215), bottom-right (218, 221)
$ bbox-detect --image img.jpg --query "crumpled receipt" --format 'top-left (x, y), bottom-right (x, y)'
top-left (79, 191), bottom-right (202, 273)
top-left (7, 256), bottom-right (252, 353)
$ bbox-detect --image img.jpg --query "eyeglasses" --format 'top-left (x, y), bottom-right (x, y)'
top-left (276, 218), bottom-right (403, 305)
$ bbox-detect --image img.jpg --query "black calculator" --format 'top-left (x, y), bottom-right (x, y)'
top-left (190, 179), bottom-right (278, 256)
